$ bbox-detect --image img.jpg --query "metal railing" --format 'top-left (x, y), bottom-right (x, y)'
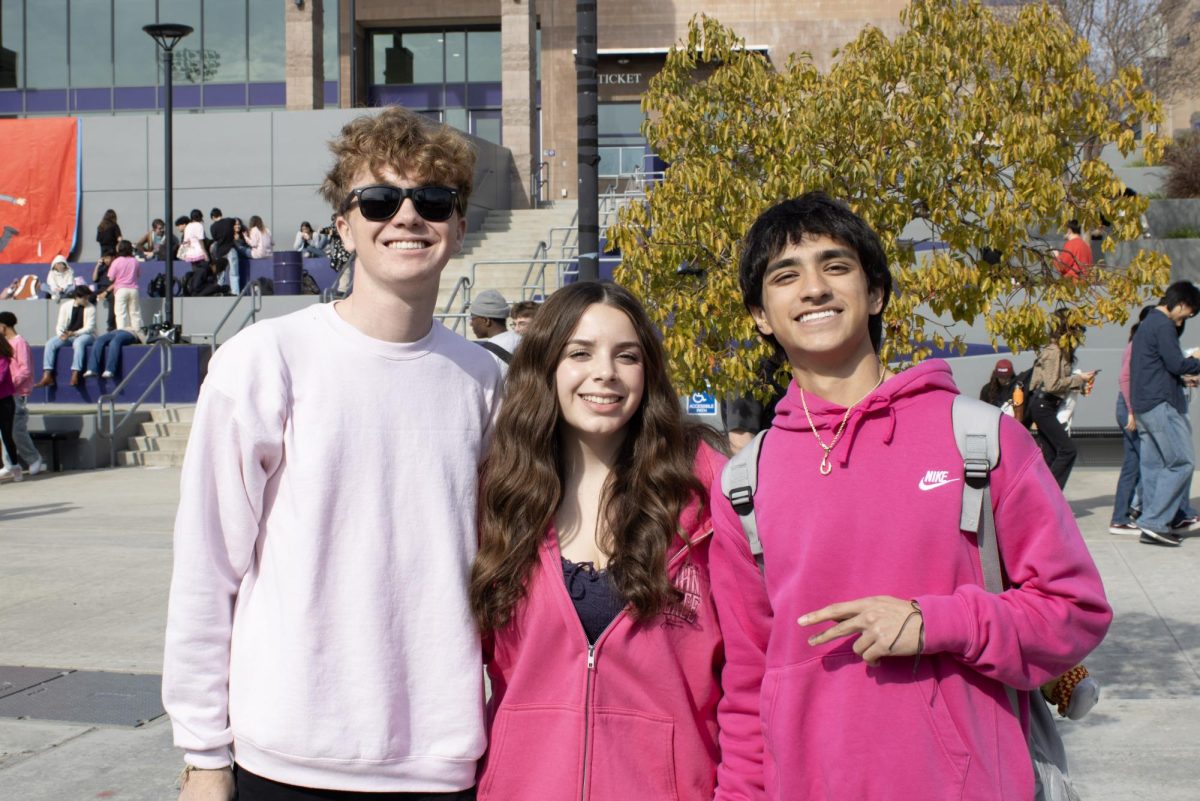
top-left (438, 275), bottom-right (472, 335)
top-left (322, 254), bottom-right (355, 302)
top-left (95, 339), bottom-right (173, 467)
top-left (192, 281), bottom-right (263, 348)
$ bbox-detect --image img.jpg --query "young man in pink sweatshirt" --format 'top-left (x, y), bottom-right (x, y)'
top-left (0, 311), bottom-right (45, 477)
top-left (163, 108), bottom-right (501, 801)
top-left (709, 193), bottom-right (1111, 801)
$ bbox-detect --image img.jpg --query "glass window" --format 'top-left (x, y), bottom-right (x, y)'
top-left (472, 110), bottom-right (501, 145)
top-left (323, 0), bottom-right (338, 85)
top-left (0, 0), bottom-right (23, 89)
top-left (466, 30), bottom-right (499, 83)
top-left (25, 0), bottom-right (68, 89)
top-left (599, 103), bottom-right (645, 136)
top-left (157, 0), bottom-right (202, 84)
top-left (400, 32), bottom-right (442, 84)
top-left (249, 0), bottom-right (283, 81)
top-left (444, 107), bottom-right (467, 133)
top-left (114, 0), bottom-right (158, 87)
top-left (69, 0), bottom-right (112, 88)
top-left (371, 31), bottom-right (398, 84)
top-left (445, 31), bottom-right (464, 84)
top-left (203, 0), bottom-right (246, 83)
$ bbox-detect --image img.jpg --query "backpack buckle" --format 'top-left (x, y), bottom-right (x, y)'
top-left (963, 458), bottom-right (990, 489)
top-left (729, 486), bottom-right (755, 516)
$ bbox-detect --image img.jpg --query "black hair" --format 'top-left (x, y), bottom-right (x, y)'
top-left (73, 285), bottom-right (95, 302)
top-left (1067, 219), bottom-right (1082, 235)
top-left (189, 209), bottom-right (203, 223)
top-left (174, 215), bottom-right (189, 226)
top-left (210, 208), bottom-right (222, 218)
top-left (0, 310), bottom-right (17, 327)
top-left (1161, 281), bottom-right (1200, 314)
top-left (739, 191), bottom-right (892, 354)
top-left (117, 240), bottom-right (133, 257)
top-left (152, 218), bottom-right (165, 228)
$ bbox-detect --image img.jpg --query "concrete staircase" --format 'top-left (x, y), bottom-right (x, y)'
top-left (437, 202), bottom-right (578, 312)
top-left (118, 406), bottom-right (193, 467)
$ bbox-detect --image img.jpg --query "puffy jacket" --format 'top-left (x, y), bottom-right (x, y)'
top-left (479, 444), bottom-right (727, 801)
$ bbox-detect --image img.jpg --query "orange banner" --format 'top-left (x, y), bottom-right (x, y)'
top-left (0, 118), bottom-right (79, 264)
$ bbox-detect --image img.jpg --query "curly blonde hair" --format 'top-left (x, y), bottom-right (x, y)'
top-left (319, 106), bottom-right (476, 213)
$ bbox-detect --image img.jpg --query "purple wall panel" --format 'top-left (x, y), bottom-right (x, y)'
top-left (368, 84), bottom-right (442, 109)
top-left (24, 90), bottom-right (68, 113)
top-left (467, 82), bottom-right (501, 107)
top-left (0, 91), bottom-right (22, 114)
top-left (114, 86), bottom-right (157, 110)
top-left (72, 88), bottom-right (113, 112)
top-left (324, 81), bottom-right (338, 105)
top-left (29, 344), bottom-right (211, 404)
top-left (248, 82), bottom-right (285, 106)
top-left (203, 83), bottom-right (247, 107)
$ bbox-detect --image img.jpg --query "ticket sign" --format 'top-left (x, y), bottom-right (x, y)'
top-left (687, 392), bottom-right (717, 416)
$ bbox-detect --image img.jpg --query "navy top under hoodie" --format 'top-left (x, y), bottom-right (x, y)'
top-left (1131, 308), bottom-right (1200, 415)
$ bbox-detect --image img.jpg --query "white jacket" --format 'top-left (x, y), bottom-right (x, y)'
top-left (55, 301), bottom-right (97, 337)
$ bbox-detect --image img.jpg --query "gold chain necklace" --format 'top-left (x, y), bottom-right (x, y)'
top-left (798, 366), bottom-right (887, 476)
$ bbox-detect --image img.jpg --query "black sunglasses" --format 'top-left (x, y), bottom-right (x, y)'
top-left (340, 184), bottom-right (461, 223)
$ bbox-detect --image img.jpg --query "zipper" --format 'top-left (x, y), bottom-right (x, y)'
top-left (571, 524), bottom-right (713, 801)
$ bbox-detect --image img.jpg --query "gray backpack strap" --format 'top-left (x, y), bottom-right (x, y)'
top-left (951, 396), bottom-right (1019, 715)
top-left (719, 429), bottom-right (769, 572)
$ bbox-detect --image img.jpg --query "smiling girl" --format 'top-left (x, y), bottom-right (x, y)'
top-left (470, 281), bottom-right (729, 801)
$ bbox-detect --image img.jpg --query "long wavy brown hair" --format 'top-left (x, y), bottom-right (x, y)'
top-left (470, 281), bottom-right (710, 632)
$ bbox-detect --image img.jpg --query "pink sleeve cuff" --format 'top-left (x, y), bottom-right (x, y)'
top-left (184, 748), bottom-right (233, 770)
top-left (913, 592), bottom-right (972, 657)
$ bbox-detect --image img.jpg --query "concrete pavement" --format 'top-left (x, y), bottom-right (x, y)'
top-left (1, 465), bottom-right (1198, 800)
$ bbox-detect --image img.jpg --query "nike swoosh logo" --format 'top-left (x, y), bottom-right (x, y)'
top-left (918, 478), bottom-right (961, 491)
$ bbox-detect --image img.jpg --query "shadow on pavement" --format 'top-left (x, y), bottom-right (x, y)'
top-left (1088, 611), bottom-right (1200, 698)
top-left (0, 503), bottom-right (79, 521)
top-left (1068, 494), bottom-right (1115, 520)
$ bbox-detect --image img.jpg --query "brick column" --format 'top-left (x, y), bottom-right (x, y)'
top-left (286, 0), bottom-right (325, 110)
top-left (501, 0), bottom-right (538, 208)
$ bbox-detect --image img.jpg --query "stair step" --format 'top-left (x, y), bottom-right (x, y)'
top-left (127, 435), bottom-right (189, 453)
top-left (139, 421), bottom-right (192, 438)
top-left (119, 450), bottom-right (187, 467)
top-left (149, 406), bottom-right (195, 423)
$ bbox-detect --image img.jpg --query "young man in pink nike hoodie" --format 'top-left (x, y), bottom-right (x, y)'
top-left (709, 192), bottom-right (1111, 801)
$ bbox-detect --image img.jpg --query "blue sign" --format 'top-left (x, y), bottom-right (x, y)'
top-left (687, 392), bottom-right (718, 416)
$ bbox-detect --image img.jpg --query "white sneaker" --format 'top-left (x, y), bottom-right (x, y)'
top-left (101, 371), bottom-right (114, 379)
top-left (82, 370), bottom-right (96, 378)
top-left (27, 457), bottom-right (45, 476)
top-left (7, 465), bottom-right (22, 482)
top-left (0, 466), bottom-right (13, 482)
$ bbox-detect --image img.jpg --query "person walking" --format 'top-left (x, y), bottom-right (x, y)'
top-left (0, 333), bottom-right (26, 482)
top-left (1028, 311), bottom-right (1096, 489)
top-left (1130, 281), bottom-right (1200, 547)
top-left (0, 312), bottom-right (45, 476)
top-left (1110, 307), bottom-right (1155, 535)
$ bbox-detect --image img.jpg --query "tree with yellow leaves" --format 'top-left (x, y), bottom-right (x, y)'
top-left (609, 0), bottom-right (1169, 399)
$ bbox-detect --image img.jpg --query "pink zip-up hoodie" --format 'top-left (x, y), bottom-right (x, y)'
top-left (478, 443), bottom-right (728, 801)
top-left (709, 360), bottom-right (1111, 801)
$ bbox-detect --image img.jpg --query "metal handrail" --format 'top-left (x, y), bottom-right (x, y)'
top-left (193, 281), bottom-right (263, 348)
top-left (321, 254), bottom-right (355, 302)
top-left (439, 275), bottom-right (472, 335)
top-left (95, 339), bottom-right (173, 467)
top-left (520, 241), bottom-right (550, 300)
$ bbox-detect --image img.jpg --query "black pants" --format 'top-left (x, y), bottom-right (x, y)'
top-left (234, 765), bottom-right (476, 801)
top-left (0, 395), bottom-right (21, 468)
top-left (1029, 394), bottom-right (1076, 489)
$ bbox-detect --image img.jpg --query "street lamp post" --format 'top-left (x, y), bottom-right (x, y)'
top-left (143, 23), bottom-right (193, 340)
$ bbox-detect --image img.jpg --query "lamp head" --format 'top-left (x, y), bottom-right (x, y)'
top-left (143, 23), bottom-right (194, 52)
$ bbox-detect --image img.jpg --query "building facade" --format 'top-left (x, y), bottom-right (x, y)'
top-left (2, 1), bottom-right (1193, 211)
